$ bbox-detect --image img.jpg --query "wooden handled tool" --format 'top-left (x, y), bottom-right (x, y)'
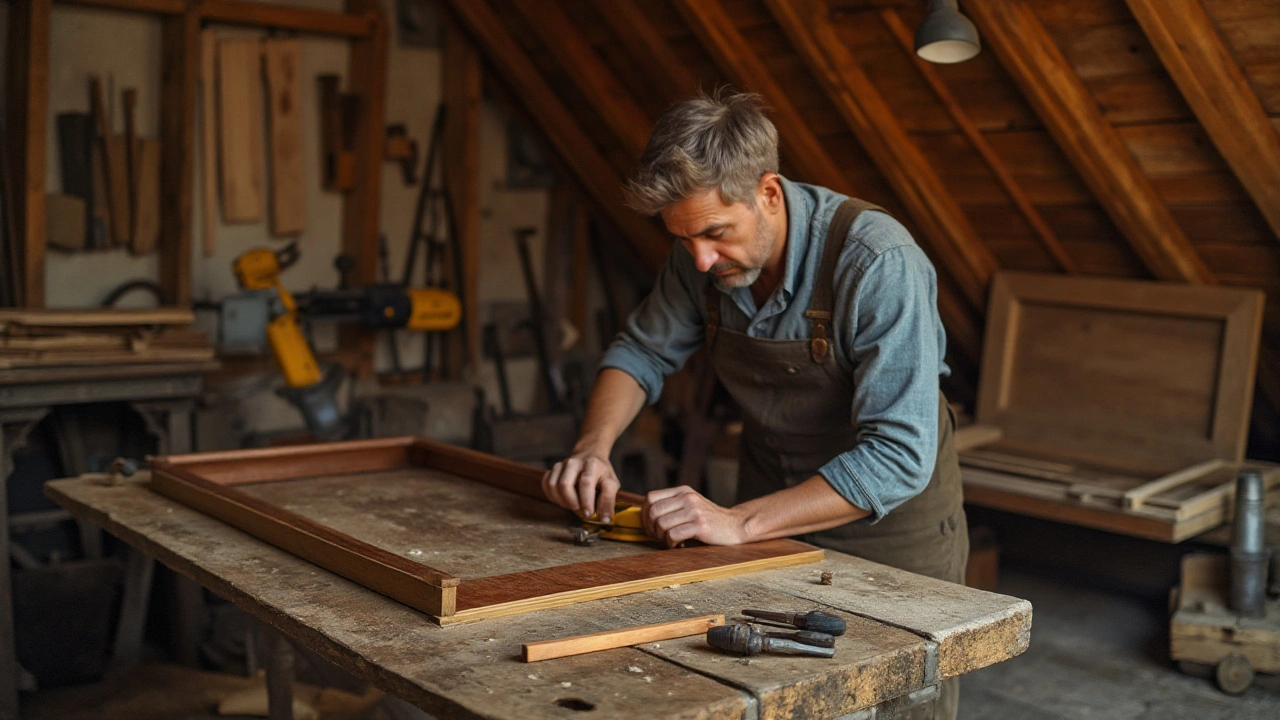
top-left (522, 614), bottom-right (724, 662)
top-left (122, 88), bottom-right (138, 246)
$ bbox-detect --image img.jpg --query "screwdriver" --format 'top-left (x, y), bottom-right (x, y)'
top-left (707, 624), bottom-right (835, 658)
top-left (742, 608), bottom-right (846, 636)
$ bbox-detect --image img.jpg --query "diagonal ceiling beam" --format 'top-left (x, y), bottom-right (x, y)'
top-left (600, 0), bottom-right (700, 102)
top-left (670, 0), bottom-right (855, 196)
top-left (967, 0), bottom-right (1215, 284)
top-left (880, 6), bottom-right (1077, 275)
top-left (766, 0), bottom-right (997, 312)
top-left (1124, 0), bottom-right (1280, 246)
top-left (509, 0), bottom-right (650, 158)
top-left (437, 0), bottom-right (670, 271)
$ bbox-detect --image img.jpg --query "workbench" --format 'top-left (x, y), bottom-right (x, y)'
top-left (0, 359), bottom-right (218, 720)
top-left (46, 471), bottom-right (1031, 719)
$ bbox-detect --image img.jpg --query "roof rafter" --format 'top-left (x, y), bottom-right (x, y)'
top-left (879, 6), bottom-right (1077, 275)
top-left (669, 0), bottom-right (854, 196)
top-left (509, 0), bottom-right (651, 158)
top-left (600, 0), bottom-right (700, 102)
top-left (766, 0), bottom-right (997, 313)
top-left (437, 0), bottom-right (670, 271)
top-left (967, 0), bottom-right (1215, 284)
top-left (1124, 0), bottom-right (1280, 246)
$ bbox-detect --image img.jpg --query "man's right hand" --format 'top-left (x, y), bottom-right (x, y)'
top-left (542, 450), bottom-right (621, 523)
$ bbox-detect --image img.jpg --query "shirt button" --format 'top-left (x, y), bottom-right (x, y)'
top-left (786, 366), bottom-right (798, 375)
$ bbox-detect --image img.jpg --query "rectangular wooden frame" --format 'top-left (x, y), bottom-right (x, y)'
top-left (977, 271), bottom-right (1264, 475)
top-left (149, 437), bottom-right (823, 624)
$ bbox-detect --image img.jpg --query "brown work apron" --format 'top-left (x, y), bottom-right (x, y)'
top-left (704, 199), bottom-right (968, 719)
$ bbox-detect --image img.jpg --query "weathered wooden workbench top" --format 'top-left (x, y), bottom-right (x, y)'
top-left (47, 473), bottom-right (1031, 719)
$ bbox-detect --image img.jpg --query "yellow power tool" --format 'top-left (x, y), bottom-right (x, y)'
top-left (232, 244), bottom-right (461, 439)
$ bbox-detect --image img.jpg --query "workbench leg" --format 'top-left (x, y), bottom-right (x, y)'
top-left (110, 547), bottom-right (155, 672)
top-left (0, 437), bottom-right (17, 720)
top-left (170, 575), bottom-right (205, 666)
top-left (262, 624), bottom-right (295, 720)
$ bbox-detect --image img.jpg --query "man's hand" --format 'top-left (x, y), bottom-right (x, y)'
top-left (542, 451), bottom-right (621, 522)
top-left (643, 485), bottom-right (750, 548)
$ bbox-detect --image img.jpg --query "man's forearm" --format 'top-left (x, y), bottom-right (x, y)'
top-left (574, 368), bottom-right (648, 455)
top-left (735, 476), bottom-right (871, 542)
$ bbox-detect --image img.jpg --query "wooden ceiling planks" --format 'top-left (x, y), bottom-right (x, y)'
top-left (457, 0), bottom-right (1280, 418)
top-left (1125, 0), bottom-right (1280, 246)
top-left (766, 0), bottom-right (998, 312)
top-left (438, 0), bottom-right (671, 271)
top-left (968, 0), bottom-right (1215, 285)
top-left (670, 0), bottom-right (856, 195)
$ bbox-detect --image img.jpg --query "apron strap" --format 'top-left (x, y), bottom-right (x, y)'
top-left (704, 280), bottom-right (720, 347)
top-left (803, 198), bottom-right (885, 363)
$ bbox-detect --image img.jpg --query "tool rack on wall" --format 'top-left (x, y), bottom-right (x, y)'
top-left (4, 0), bottom-right (387, 316)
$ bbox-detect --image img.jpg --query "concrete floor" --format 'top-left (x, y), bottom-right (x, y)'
top-left (960, 568), bottom-right (1280, 720)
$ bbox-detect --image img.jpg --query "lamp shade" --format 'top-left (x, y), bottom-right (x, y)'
top-left (914, 0), bottom-right (981, 64)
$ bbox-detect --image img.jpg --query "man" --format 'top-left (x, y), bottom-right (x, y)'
top-left (542, 91), bottom-right (968, 719)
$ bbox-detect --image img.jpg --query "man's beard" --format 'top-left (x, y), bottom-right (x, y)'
top-left (709, 209), bottom-right (773, 292)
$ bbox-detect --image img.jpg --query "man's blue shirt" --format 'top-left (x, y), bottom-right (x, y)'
top-left (601, 177), bottom-right (949, 521)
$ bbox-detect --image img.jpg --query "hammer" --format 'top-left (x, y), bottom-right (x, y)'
top-left (707, 624), bottom-right (836, 658)
top-left (742, 608), bottom-right (846, 636)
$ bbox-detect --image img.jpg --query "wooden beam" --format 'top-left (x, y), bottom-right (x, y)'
top-left (880, 7), bottom-right (1077, 275)
top-left (61, 0), bottom-right (373, 37)
top-left (670, 0), bottom-right (854, 196)
top-left (438, 0), bottom-right (670, 271)
top-left (201, 0), bottom-right (373, 37)
top-left (1124, 0), bottom-right (1280, 246)
top-left (766, 0), bottom-right (996, 312)
top-left (967, 0), bottom-right (1214, 284)
top-left (443, 17), bottom-right (482, 372)
top-left (6, 0), bottom-right (51, 308)
top-left (599, 0), bottom-right (700, 103)
top-left (158, 6), bottom-right (199, 304)
top-left (510, 0), bottom-right (651, 158)
top-left (339, 0), bottom-right (388, 376)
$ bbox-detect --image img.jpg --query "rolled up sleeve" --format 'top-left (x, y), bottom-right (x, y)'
top-left (600, 249), bottom-right (706, 405)
top-left (817, 245), bottom-right (941, 521)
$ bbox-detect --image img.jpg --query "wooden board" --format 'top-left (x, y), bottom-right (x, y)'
top-left (148, 437), bottom-right (823, 624)
top-left (132, 138), bottom-right (161, 254)
top-left (263, 39), bottom-right (306, 236)
top-left (976, 272), bottom-right (1263, 477)
top-left (216, 38), bottom-right (265, 223)
top-left (0, 307), bottom-right (195, 327)
top-left (201, 29), bottom-right (218, 256)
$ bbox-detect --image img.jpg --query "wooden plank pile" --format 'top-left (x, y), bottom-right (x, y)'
top-left (0, 307), bottom-right (214, 369)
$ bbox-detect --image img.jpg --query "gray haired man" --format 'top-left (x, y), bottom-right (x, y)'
top-left (543, 91), bottom-right (968, 719)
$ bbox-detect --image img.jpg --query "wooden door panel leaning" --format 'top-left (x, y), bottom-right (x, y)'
top-left (149, 437), bottom-right (823, 624)
top-left (961, 271), bottom-right (1278, 542)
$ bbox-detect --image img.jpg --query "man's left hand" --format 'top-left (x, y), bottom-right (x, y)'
top-left (642, 485), bottom-right (750, 548)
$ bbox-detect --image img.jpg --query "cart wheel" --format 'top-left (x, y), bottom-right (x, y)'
top-left (1215, 653), bottom-right (1254, 695)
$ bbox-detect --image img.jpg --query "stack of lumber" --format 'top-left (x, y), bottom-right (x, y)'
top-left (0, 308), bottom-right (214, 369)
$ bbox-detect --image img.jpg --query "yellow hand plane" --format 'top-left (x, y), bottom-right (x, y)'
top-left (573, 502), bottom-right (657, 544)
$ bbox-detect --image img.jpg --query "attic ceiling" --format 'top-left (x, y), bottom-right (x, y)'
top-left (436, 0), bottom-right (1280, 436)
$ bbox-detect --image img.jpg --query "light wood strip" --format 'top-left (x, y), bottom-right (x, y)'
top-left (967, 0), bottom-right (1214, 284)
top-left (523, 614), bottom-right (725, 662)
top-left (1122, 459), bottom-right (1228, 509)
